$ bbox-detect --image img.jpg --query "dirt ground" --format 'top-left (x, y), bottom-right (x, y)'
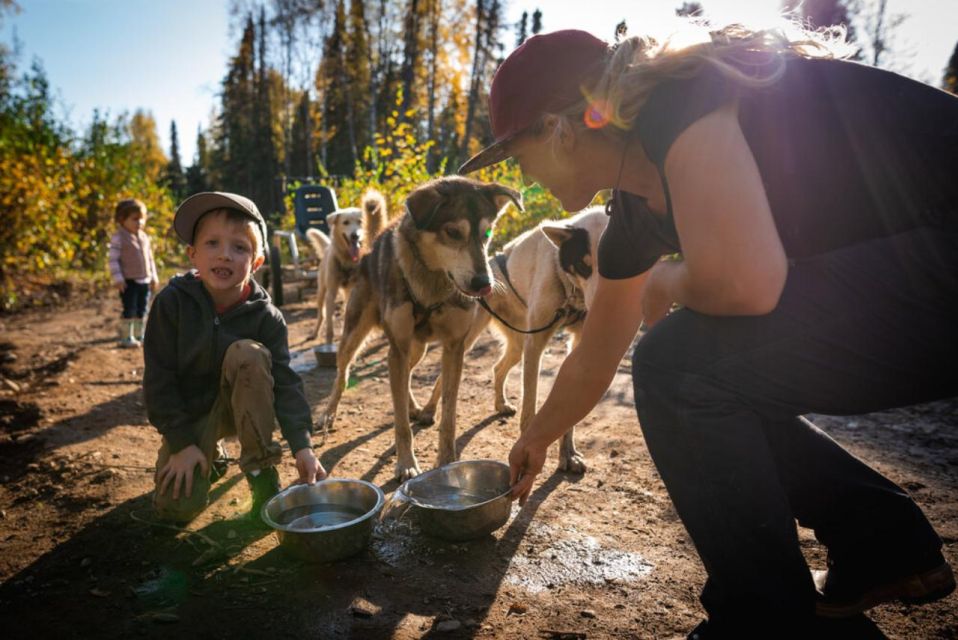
top-left (0, 287), bottom-right (956, 639)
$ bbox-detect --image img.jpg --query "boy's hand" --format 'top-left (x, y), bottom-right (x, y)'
top-left (157, 445), bottom-right (209, 500)
top-left (293, 447), bottom-right (326, 485)
top-left (115, 281), bottom-right (126, 293)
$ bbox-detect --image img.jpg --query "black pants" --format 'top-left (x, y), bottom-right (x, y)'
top-left (631, 227), bottom-right (958, 626)
top-left (120, 280), bottom-right (150, 318)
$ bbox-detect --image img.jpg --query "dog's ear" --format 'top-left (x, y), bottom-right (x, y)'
top-left (483, 183), bottom-right (524, 214)
top-left (542, 223), bottom-right (593, 279)
top-left (326, 211), bottom-right (341, 225)
top-left (405, 183), bottom-right (445, 230)
top-left (540, 222), bottom-right (573, 248)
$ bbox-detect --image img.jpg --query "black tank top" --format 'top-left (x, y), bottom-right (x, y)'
top-left (598, 55), bottom-right (958, 279)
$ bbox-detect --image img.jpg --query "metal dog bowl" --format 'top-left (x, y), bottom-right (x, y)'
top-left (262, 479), bottom-right (384, 562)
top-left (393, 460), bottom-right (513, 541)
top-left (313, 343), bottom-right (338, 368)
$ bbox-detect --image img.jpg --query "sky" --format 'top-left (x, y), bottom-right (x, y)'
top-left (4, 0), bottom-right (956, 165)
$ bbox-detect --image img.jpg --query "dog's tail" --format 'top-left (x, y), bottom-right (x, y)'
top-left (361, 189), bottom-right (387, 243)
top-left (304, 227), bottom-right (330, 260)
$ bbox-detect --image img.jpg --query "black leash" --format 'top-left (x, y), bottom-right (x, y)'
top-left (481, 253), bottom-right (575, 335)
top-left (477, 294), bottom-right (568, 335)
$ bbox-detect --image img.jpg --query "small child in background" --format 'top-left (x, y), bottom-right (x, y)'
top-left (108, 198), bottom-right (159, 347)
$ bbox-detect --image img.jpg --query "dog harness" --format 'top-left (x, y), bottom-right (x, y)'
top-left (401, 274), bottom-right (446, 331)
top-left (480, 253), bottom-right (586, 335)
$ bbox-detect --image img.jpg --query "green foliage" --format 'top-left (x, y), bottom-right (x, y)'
top-left (0, 60), bottom-right (177, 311)
top-left (478, 161), bottom-right (569, 249)
top-left (0, 1), bottom-right (578, 312)
top-left (328, 93), bottom-right (583, 250)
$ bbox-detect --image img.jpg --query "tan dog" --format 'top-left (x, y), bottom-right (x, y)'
top-left (306, 190), bottom-right (386, 343)
top-left (319, 177), bottom-right (522, 481)
top-left (421, 206), bottom-right (608, 473)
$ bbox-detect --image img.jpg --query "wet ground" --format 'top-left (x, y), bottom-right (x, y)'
top-left (0, 294), bottom-right (956, 639)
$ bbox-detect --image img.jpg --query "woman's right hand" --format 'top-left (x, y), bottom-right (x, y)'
top-left (157, 444), bottom-right (209, 500)
top-left (115, 281), bottom-right (126, 293)
top-left (507, 273), bottom-right (649, 506)
top-left (509, 432), bottom-right (549, 506)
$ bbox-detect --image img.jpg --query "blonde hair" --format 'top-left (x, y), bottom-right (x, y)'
top-left (547, 18), bottom-right (853, 142)
top-left (193, 208), bottom-right (265, 259)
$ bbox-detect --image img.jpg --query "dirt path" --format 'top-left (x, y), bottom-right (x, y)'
top-left (0, 293), bottom-right (956, 639)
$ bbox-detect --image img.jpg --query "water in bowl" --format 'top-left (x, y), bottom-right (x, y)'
top-left (277, 503), bottom-right (368, 531)
top-left (407, 482), bottom-right (504, 509)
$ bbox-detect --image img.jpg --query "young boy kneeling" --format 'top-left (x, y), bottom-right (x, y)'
top-left (144, 192), bottom-right (325, 523)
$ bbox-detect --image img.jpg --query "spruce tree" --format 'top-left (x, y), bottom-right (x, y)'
top-left (531, 8), bottom-right (542, 35)
top-left (165, 120), bottom-right (187, 201)
top-left (217, 16), bottom-right (257, 200)
top-left (347, 0), bottom-right (372, 161)
top-left (185, 127), bottom-right (210, 195)
top-left (944, 41), bottom-right (958, 94)
top-left (317, 0), bottom-right (352, 176)
top-left (516, 11), bottom-right (528, 47)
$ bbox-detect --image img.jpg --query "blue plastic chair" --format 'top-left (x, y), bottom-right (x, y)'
top-left (269, 184), bottom-right (339, 306)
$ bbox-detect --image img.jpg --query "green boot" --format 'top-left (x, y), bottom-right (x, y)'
top-left (245, 466), bottom-right (280, 524)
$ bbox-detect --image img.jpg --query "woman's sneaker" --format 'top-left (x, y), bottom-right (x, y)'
top-left (815, 554), bottom-right (956, 617)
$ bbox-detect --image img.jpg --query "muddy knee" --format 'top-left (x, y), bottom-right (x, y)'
top-left (223, 339), bottom-right (272, 374)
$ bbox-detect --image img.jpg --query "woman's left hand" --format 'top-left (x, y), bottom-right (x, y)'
top-left (641, 261), bottom-right (676, 328)
top-left (293, 447), bottom-right (326, 485)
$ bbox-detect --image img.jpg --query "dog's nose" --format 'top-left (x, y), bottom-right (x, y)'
top-left (469, 274), bottom-right (492, 296)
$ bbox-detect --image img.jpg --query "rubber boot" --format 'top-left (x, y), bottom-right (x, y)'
top-left (119, 319), bottom-right (140, 348)
top-left (133, 318), bottom-right (145, 343)
top-left (245, 467), bottom-right (280, 524)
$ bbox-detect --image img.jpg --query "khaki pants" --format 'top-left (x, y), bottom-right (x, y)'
top-left (153, 340), bottom-right (284, 522)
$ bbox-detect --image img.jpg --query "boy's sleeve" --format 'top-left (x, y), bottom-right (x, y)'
top-left (146, 235), bottom-right (159, 283)
top-left (261, 315), bottom-right (313, 454)
top-left (143, 289), bottom-right (198, 453)
top-left (108, 232), bottom-right (124, 284)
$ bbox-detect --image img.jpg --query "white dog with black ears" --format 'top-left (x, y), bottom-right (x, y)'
top-left (306, 190), bottom-right (386, 344)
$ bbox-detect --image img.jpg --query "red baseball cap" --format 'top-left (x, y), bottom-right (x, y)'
top-left (458, 29), bottom-right (609, 174)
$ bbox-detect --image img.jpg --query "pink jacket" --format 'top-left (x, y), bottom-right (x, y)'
top-left (108, 228), bottom-right (158, 284)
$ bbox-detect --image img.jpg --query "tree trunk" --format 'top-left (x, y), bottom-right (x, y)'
top-left (425, 0), bottom-right (440, 171)
top-left (460, 0), bottom-right (487, 167)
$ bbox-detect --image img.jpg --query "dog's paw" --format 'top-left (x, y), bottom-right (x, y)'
top-left (395, 462), bottom-right (421, 483)
top-left (411, 408), bottom-right (435, 426)
top-left (558, 453), bottom-right (588, 475)
top-left (317, 412), bottom-right (337, 435)
top-left (495, 402), bottom-right (517, 417)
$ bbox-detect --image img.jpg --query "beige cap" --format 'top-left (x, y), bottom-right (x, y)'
top-left (173, 191), bottom-right (268, 246)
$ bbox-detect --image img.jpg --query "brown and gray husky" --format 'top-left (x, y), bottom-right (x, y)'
top-left (306, 190), bottom-right (387, 343)
top-left (319, 176), bottom-right (522, 481)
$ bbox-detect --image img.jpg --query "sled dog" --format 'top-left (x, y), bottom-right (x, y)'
top-left (306, 190), bottom-right (387, 343)
top-left (319, 177), bottom-right (522, 481)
